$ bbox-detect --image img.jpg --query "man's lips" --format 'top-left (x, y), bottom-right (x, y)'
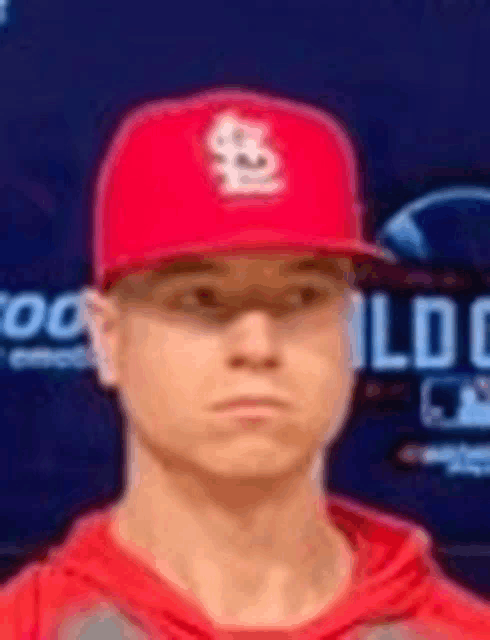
top-left (212, 395), bottom-right (290, 411)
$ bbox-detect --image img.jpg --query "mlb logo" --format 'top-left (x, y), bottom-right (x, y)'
top-left (421, 375), bottom-right (490, 429)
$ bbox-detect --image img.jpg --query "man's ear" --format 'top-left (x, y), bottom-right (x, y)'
top-left (81, 286), bottom-right (121, 388)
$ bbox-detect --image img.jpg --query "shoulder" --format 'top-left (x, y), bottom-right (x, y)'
top-left (414, 563), bottom-right (490, 637)
top-left (328, 493), bottom-right (432, 570)
top-left (0, 509), bottom-right (114, 638)
top-left (329, 495), bottom-right (490, 637)
top-left (1, 561), bottom-right (40, 637)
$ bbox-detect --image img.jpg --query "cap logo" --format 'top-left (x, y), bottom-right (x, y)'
top-left (206, 111), bottom-right (285, 196)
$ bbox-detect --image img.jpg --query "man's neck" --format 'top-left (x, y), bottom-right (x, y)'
top-left (108, 448), bottom-right (354, 628)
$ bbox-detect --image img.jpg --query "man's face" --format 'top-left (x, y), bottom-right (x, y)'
top-left (86, 252), bottom-right (357, 481)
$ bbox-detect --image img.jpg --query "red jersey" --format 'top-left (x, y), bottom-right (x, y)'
top-left (2, 494), bottom-right (490, 639)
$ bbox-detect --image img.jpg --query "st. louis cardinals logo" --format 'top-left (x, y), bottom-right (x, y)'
top-left (206, 111), bottom-right (285, 196)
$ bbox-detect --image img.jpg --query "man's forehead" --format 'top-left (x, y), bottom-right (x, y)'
top-left (202, 250), bottom-right (319, 263)
top-left (151, 252), bottom-right (349, 279)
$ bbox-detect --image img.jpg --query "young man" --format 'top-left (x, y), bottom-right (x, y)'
top-left (2, 88), bottom-right (490, 639)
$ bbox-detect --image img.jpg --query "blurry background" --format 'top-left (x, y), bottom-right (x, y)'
top-left (1, 0), bottom-right (490, 597)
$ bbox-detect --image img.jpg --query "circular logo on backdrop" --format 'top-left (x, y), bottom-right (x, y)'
top-left (376, 186), bottom-right (490, 271)
top-left (372, 186), bottom-right (490, 476)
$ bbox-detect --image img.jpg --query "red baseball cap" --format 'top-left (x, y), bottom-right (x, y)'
top-left (93, 87), bottom-right (396, 292)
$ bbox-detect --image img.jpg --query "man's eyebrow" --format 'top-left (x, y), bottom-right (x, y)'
top-left (283, 257), bottom-right (345, 276)
top-left (151, 259), bottom-right (229, 279)
top-left (150, 256), bottom-right (346, 280)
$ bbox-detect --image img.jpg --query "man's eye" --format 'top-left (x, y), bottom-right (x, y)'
top-left (286, 287), bottom-right (323, 306)
top-left (175, 286), bottom-right (326, 313)
top-left (179, 287), bottom-right (220, 309)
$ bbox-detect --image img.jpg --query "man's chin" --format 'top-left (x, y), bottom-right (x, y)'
top-left (151, 437), bottom-right (317, 484)
top-left (193, 449), bottom-right (314, 484)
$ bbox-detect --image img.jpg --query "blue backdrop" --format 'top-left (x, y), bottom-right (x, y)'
top-left (1, 0), bottom-right (489, 597)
